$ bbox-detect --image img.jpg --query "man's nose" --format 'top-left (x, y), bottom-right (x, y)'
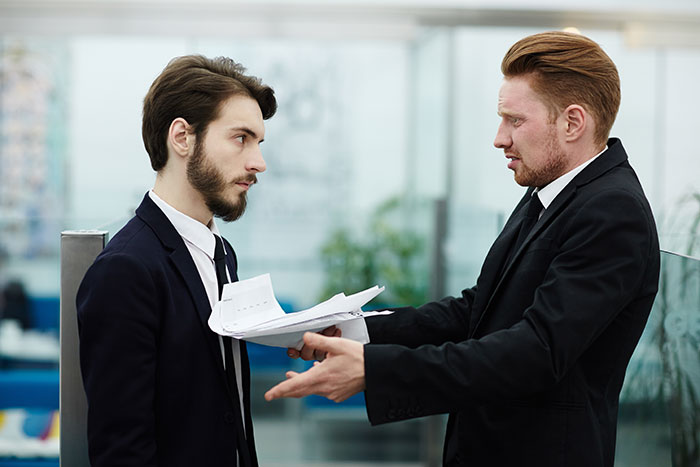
top-left (246, 146), bottom-right (266, 173)
top-left (493, 122), bottom-right (510, 149)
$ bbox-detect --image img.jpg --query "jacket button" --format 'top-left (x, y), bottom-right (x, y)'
top-left (224, 412), bottom-right (236, 424)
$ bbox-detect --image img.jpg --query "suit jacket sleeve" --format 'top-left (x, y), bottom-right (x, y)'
top-left (366, 286), bottom-right (477, 347)
top-left (77, 252), bottom-right (160, 466)
top-left (364, 187), bottom-right (658, 424)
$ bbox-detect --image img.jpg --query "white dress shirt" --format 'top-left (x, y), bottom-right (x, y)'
top-left (533, 145), bottom-right (608, 216)
top-left (148, 190), bottom-right (245, 418)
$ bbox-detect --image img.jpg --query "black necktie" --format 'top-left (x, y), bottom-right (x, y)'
top-left (506, 193), bottom-right (544, 264)
top-left (213, 235), bottom-right (252, 466)
top-left (513, 192), bottom-right (543, 254)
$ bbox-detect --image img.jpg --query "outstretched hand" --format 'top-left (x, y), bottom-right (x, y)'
top-left (265, 332), bottom-right (365, 403)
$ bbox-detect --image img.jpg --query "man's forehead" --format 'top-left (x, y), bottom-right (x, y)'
top-left (219, 94), bottom-right (262, 115)
top-left (216, 95), bottom-right (265, 133)
top-left (497, 76), bottom-right (542, 110)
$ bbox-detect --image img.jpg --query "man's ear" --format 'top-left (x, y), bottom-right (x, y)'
top-left (168, 118), bottom-right (193, 158)
top-left (562, 104), bottom-right (587, 142)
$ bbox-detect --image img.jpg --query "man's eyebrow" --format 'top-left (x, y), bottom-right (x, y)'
top-left (497, 109), bottom-right (519, 118)
top-left (229, 126), bottom-right (264, 142)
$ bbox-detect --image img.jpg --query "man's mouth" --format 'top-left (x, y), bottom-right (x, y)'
top-left (233, 177), bottom-right (257, 191)
top-left (506, 154), bottom-right (520, 170)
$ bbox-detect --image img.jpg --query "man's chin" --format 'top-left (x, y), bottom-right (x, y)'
top-left (513, 172), bottom-right (529, 187)
top-left (221, 212), bottom-right (245, 222)
top-left (215, 207), bottom-right (245, 222)
top-left (212, 194), bottom-right (248, 222)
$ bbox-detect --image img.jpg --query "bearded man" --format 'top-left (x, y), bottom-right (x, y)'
top-left (77, 55), bottom-right (276, 467)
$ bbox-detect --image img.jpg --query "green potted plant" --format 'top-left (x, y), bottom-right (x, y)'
top-left (318, 197), bottom-right (429, 308)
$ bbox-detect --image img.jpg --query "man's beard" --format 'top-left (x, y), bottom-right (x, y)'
top-left (514, 125), bottom-right (567, 188)
top-left (186, 140), bottom-right (256, 222)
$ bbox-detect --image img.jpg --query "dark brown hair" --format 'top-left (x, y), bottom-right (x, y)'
top-left (142, 55), bottom-right (277, 171)
top-left (501, 31), bottom-right (620, 146)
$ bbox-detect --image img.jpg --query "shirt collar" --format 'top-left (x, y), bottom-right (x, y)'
top-left (148, 190), bottom-right (221, 259)
top-left (535, 145), bottom-right (608, 209)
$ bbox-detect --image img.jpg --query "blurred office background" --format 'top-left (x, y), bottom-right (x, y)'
top-left (0, 0), bottom-right (699, 466)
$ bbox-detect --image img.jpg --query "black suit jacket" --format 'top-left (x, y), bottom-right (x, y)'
top-left (77, 194), bottom-right (257, 466)
top-left (364, 138), bottom-right (660, 467)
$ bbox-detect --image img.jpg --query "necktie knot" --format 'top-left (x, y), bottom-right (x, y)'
top-left (213, 234), bottom-right (225, 262)
top-left (511, 192), bottom-right (544, 258)
top-left (525, 192), bottom-right (543, 221)
top-left (213, 235), bottom-right (228, 299)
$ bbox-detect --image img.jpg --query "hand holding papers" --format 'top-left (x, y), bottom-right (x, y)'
top-left (208, 274), bottom-right (390, 349)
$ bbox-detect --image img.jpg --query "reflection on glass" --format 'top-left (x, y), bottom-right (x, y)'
top-left (618, 250), bottom-right (700, 467)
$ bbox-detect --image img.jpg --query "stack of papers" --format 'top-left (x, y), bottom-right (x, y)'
top-left (208, 274), bottom-right (391, 349)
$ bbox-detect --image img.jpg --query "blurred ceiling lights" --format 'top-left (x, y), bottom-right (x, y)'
top-left (0, 1), bottom-right (699, 46)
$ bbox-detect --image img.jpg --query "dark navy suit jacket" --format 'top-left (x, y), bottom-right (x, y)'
top-left (364, 138), bottom-right (660, 467)
top-left (77, 194), bottom-right (256, 466)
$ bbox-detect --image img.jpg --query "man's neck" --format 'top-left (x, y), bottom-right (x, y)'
top-left (153, 174), bottom-right (213, 226)
top-left (536, 144), bottom-right (607, 208)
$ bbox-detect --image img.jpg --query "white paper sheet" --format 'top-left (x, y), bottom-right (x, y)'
top-left (208, 273), bottom-right (391, 349)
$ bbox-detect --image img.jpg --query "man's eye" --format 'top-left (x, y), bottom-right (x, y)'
top-left (511, 117), bottom-right (520, 125)
top-left (234, 135), bottom-right (245, 144)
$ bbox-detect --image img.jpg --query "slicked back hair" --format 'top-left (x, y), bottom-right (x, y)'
top-left (501, 31), bottom-right (620, 146)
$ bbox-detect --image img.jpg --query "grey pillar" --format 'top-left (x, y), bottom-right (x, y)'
top-left (59, 230), bottom-right (108, 467)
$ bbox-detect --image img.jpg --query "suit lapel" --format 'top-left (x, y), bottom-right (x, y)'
top-left (168, 247), bottom-right (226, 369)
top-left (135, 194), bottom-right (228, 386)
top-left (471, 187), bottom-right (576, 335)
top-left (488, 191), bottom-right (532, 274)
top-left (468, 193), bottom-right (529, 333)
top-left (471, 138), bottom-right (630, 334)
top-left (500, 187), bottom-right (575, 277)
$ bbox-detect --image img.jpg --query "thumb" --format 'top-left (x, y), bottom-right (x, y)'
top-left (303, 331), bottom-right (344, 355)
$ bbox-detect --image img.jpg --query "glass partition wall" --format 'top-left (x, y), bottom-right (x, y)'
top-left (617, 251), bottom-right (700, 467)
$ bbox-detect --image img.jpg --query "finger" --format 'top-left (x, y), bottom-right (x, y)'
top-left (299, 342), bottom-right (316, 361)
top-left (287, 348), bottom-right (300, 359)
top-left (314, 326), bottom-right (339, 360)
top-left (265, 367), bottom-right (319, 401)
top-left (285, 370), bottom-right (300, 379)
top-left (302, 332), bottom-right (346, 355)
top-left (334, 328), bottom-right (342, 337)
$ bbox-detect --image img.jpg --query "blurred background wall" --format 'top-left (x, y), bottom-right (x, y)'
top-left (1, 1), bottom-right (699, 466)
top-left (0, 0), bottom-right (699, 304)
